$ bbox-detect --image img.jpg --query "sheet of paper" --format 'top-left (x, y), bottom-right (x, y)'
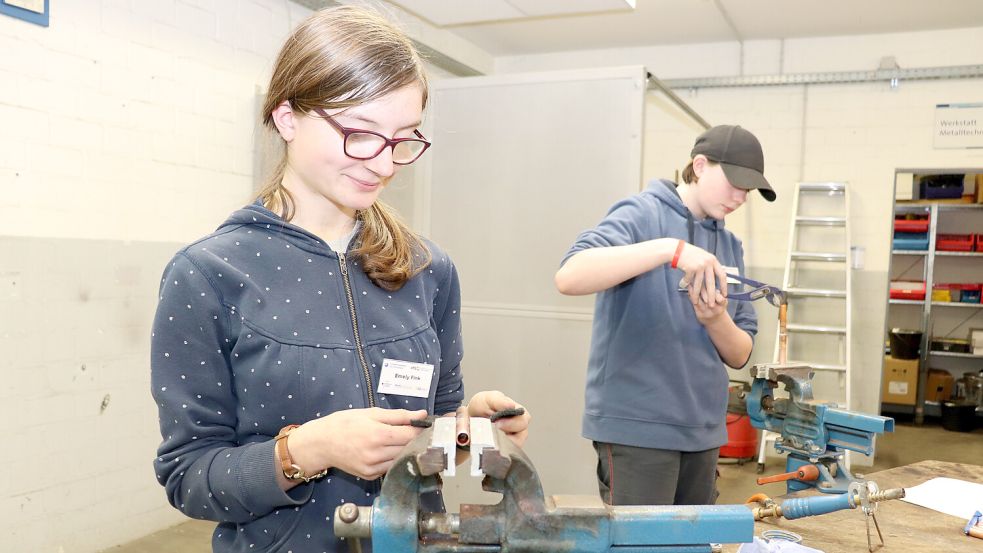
top-left (900, 477), bottom-right (983, 521)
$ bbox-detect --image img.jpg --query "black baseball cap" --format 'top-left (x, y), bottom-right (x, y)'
top-left (691, 125), bottom-right (775, 202)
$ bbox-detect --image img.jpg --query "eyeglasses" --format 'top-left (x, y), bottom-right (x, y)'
top-left (312, 107), bottom-right (431, 165)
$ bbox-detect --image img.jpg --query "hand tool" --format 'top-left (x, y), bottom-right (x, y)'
top-left (725, 273), bottom-right (788, 307)
top-left (965, 510), bottom-right (983, 540)
top-left (679, 273), bottom-right (787, 307)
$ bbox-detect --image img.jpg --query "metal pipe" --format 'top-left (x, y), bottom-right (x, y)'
top-left (647, 73), bottom-right (711, 130)
top-left (455, 406), bottom-right (470, 447)
top-left (778, 303), bottom-right (788, 364)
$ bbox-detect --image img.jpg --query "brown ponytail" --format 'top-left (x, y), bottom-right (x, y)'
top-left (353, 201), bottom-right (431, 291)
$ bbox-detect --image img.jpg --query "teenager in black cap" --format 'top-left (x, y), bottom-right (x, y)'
top-left (555, 125), bottom-right (775, 506)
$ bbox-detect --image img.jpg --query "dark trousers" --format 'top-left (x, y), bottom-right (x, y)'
top-left (593, 441), bottom-right (720, 505)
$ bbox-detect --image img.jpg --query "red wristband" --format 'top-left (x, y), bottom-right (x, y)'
top-left (671, 239), bottom-right (685, 269)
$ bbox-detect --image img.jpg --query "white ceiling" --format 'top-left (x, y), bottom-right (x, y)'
top-left (387, 0), bottom-right (635, 26)
top-left (390, 0), bottom-right (983, 57)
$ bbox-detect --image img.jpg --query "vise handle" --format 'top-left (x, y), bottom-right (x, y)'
top-left (756, 464), bottom-right (820, 486)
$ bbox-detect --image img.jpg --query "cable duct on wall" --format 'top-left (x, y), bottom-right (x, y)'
top-left (661, 64), bottom-right (983, 90)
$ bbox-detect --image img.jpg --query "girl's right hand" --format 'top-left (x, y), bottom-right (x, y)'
top-left (288, 407), bottom-right (428, 480)
top-left (674, 242), bottom-right (728, 307)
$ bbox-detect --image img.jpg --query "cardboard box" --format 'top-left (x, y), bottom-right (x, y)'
top-left (925, 369), bottom-right (954, 402)
top-left (975, 174), bottom-right (983, 203)
top-left (882, 356), bottom-right (918, 405)
top-left (895, 172), bottom-right (916, 200)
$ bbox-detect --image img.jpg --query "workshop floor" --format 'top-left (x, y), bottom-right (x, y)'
top-left (102, 420), bottom-right (982, 553)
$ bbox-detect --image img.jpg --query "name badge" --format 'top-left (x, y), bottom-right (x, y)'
top-left (377, 358), bottom-right (434, 398)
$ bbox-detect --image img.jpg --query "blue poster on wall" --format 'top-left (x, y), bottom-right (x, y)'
top-left (0, 0), bottom-right (49, 27)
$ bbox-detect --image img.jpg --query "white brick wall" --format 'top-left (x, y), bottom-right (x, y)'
top-left (0, 0), bottom-right (309, 244)
top-left (0, 1), bottom-right (314, 551)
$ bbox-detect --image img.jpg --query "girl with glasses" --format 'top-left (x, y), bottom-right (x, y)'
top-left (150, 6), bottom-right (530, 552)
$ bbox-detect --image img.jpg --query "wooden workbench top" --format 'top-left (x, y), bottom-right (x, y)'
top-left (726, 460), bottom-right (983, 552)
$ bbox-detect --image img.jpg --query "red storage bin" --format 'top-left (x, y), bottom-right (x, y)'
top-left (894, 214), bottom-right (930, 233)
top-left (936, 234), bottom-right (974, 252)
top-left (976, 234), bottom-right (983, 252)
top-left (890, 280), bottom-right (926, 300)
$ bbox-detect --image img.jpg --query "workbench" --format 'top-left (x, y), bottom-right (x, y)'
top-left (727, 460), bottom-right (983, 552)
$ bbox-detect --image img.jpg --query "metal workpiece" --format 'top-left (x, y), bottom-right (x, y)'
top-left (455, 406), bottom-right (471, 448)
top-left (748, 363), bottom-right (815, 389)
top-left (336, 417), bottom-right (755, 552)
top-left (777, 303), bottom-right (788, 364)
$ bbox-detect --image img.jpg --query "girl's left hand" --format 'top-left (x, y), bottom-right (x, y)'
top-left (466, 390), bottom-right (531, 447)
top-left (692, 288), bottom-right (729, 326)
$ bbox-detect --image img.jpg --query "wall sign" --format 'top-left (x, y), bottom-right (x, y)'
top-left (0, 0), bottom-right (48, 27)
top-left (934, 103), bottom-right (983, 149)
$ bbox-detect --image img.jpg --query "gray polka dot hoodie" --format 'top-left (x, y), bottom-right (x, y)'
top-left (151, 202), bottom-right (464, 552)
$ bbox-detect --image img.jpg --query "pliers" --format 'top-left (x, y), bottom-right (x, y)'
top-left (679, 273), bottom-right (787, 307)
top-left (726, 273), bottom-right (787, 307)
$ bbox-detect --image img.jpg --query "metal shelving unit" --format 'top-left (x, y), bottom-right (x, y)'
top-left (936, 251), bottom-right (983, 257)
top-left (929, 351), bottom-right (983, 359)
top-left (931, 301), bottom-right (983, 308)
top-left (884, 168), bottom-right (983, 424)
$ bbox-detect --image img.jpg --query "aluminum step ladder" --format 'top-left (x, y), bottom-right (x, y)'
top-left (757, 182), bottom-right (852, 473)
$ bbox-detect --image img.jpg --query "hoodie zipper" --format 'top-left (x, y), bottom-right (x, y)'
top-left (338, 252), bottom-right (376, 408)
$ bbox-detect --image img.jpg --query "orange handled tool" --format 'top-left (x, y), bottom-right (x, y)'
top-left (756, 464), bottom-right (820, 486)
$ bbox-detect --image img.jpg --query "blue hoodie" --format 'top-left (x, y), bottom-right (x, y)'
top-left (562, 179), bottom-right (757, 452)
top-left (151, 202), bottom-right (464, 552)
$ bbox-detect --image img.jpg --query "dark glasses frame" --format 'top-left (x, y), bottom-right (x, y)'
top-left (312, 107), bottom-right (431, 165)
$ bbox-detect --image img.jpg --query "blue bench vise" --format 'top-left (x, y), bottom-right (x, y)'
top-left (746, 363), bottom-right (896, 494)
top-left (334, 416), bottom-right (754, 552)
